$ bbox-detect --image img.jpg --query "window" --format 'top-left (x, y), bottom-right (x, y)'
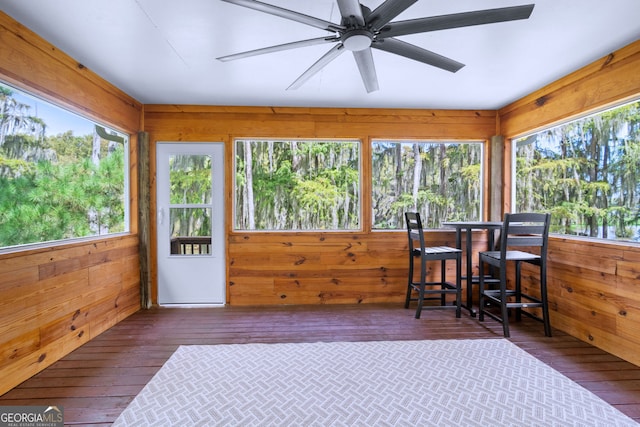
top-left (513, 100), bottom-right (640, 242)
top-left (234, 139), bottom-right (360, 230)
top-left (169, 154), bottom-right (212, 255)
top-left (0, 81), bottom-right (129, 249)
top-left (372, 140), bottom-right (484, 229)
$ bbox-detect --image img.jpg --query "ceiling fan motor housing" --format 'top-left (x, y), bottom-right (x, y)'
top-left (342, 29), bottom-right (373, 51)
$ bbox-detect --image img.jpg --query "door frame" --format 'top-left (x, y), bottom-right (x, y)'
top-left (154, 141), bottom-right (226, 306)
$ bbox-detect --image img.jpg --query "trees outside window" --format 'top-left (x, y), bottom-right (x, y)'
top-left (514, 100), bottom-right (640, 242)
top-left (372, 140), bottom-right (483, 229)
top-left (0, 82), bottom-right (129, 249)
top-left (234, 140), bottom-right (360, 230)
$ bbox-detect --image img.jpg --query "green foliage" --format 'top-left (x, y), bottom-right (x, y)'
top-left (235, 140), bottom-right (360, 230)
top-left (515, 100), bottom-right (640, 242)
top-left (0, 147), bottom-right (126, 246)
top-left (0, 83), bottom-right (126, 248)
top-left (235, 139), bottom-right (482, 230)
top-left (167, 155), bottom-right (212, 237)
top-left (169, 155), bottom-right (212, 204)
top-left (372, 141), bottom-right (483, 229)
top-left (0, 156), bottom-right (34, 177)
top-left (294, 177), bottom-right (339, 220)
top-left (47, 131), bottom-right (93, 162)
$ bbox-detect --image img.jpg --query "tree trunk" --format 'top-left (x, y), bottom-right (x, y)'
top-left (244, 140), bottom-right (255, 229)
top-left (412, 144), bottom-right (421, 211)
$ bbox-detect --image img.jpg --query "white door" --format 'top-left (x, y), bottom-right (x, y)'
top-left (156, 142), bottom-right (225, 305)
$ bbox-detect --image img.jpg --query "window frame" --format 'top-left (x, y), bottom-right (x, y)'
top-left (510, 98), bottom-right (640, 243)
top-left (232, 137), bottom-right (362, 232)
top-left (370, 138), bottom-right (486, 231)
top-left (0, 80), bottom-right (131, 253)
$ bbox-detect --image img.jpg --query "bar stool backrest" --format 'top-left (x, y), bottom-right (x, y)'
top-left (500, 212), bottom-right (551, 258)
top-left (405, 212), bottom-right (425, 253)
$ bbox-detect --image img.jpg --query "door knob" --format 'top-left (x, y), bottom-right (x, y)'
top-left (158, 207), bottom-right (165, 225)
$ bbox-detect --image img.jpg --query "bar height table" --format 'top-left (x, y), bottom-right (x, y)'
top-left (442, 221), bottom-right (503, 316)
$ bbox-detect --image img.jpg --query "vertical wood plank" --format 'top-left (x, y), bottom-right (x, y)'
top-left (138, 131), bottom-right (151, 308)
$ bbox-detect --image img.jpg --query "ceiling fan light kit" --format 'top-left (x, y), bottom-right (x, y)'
top-left (342, 30), bottom-right (373, 51)
top-left (218, 0), bottom-right (535, 93)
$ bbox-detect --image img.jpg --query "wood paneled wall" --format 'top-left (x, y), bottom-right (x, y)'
top-left (144, 106), bottom-right (497, 305)
top-left (228, 232), bottom-right (493, 306)
top-left (0, 237), bottom-right (140, 394)
top-left (498, 39), bottom-right (640, 366)
top-left (547, 239), bottom-right (640, 363)
top-left (0, 12), bottom-right (142, 394)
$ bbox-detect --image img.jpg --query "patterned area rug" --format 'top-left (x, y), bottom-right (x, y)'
top-left (114, 339), bottom-right (638, 426)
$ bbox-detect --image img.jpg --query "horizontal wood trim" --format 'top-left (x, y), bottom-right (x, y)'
top-left (499, 39), bottom-right (640, 138)
top-left (0, 12), bottom-right (142, 133)
top-left (144, 106), bottom-right (497, 140)
top-left (144, 104), bottom-right (496, 118)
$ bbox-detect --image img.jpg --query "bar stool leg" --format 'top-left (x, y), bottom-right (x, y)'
top-left (455, 253), bottom-right (461, 318)
top-left (440, 259), bottom-right (447, 306)
top-left (405, 253), bottom-right (414, 309)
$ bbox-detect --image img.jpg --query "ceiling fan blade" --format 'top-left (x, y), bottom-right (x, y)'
top-left (366, 0), bottom-right (417, 30)
top-left (337, 0), bottom-right (365, 26)
top-left (217, 36), bottom-right (339, 61)
top-left (352, 48), bottom-right (379, 93)
top-left (221, 0), bottom-right (345, 32)
top-left (287, 44), bottom-right (346, 90)
top-left (379, 4), bottom-right (535, 38)
top-left (372, 37), bottom-right (464, 73)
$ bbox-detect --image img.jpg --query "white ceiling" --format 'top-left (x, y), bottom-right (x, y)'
top-left (2, 0), bottom-right (639, 110)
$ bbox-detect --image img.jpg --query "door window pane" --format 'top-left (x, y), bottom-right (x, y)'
top-left (167, 153), bottom-right (213, 255)
top-left (169, 154), bottom-right (212, 204)
top-left (169, 208), bottom-right (212, 255)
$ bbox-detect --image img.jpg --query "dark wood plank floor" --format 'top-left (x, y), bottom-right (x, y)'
top-left (2, 304), bottom-right (640, 426)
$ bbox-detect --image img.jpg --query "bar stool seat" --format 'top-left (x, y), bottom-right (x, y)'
top-left (404, 212), bottom-right (462, 319)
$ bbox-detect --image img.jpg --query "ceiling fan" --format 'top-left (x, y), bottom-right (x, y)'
top-left (217, 0), bottom-right (535, 93)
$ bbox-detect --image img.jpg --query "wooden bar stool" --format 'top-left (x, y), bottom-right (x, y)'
top-left (478, 212), bottom-right (552, 337)
top-left (404, 212), bottom-right (462, 319)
